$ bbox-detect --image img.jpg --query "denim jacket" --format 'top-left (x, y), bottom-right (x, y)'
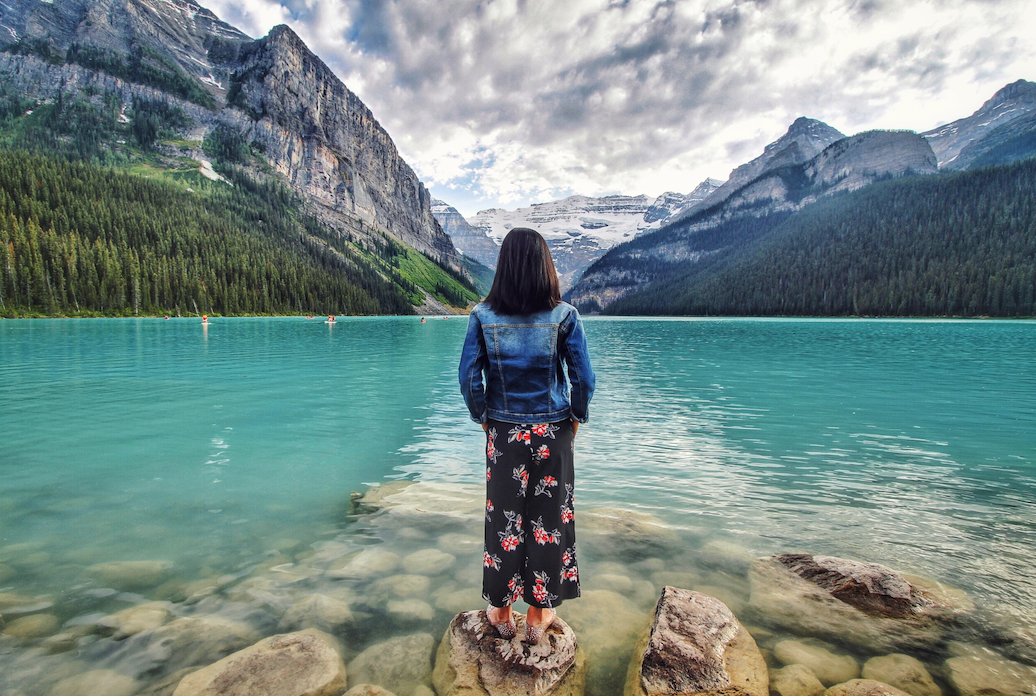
top-left (459, 301), bottom-right (595, 425)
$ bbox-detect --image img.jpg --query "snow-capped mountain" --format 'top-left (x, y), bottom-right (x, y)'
top-left (923, 79), bottom-right (1036, 168)
top-left (431, 199), bottom-right (499, 269)
top-left (458, 181), bottom-right (723, 289)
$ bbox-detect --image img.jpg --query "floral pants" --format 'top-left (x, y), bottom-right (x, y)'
top-left (482, 418), bottom-right (580, 609)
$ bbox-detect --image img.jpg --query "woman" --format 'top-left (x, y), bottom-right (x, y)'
top-left (458, 227), bottom-right (596, 644)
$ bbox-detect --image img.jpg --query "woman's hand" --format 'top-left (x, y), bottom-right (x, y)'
top-left (482, 422), bottom-right (488, 432)
top-left (571, 419), bottom-right (579, 437)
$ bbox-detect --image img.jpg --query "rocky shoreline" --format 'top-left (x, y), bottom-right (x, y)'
top-left (1, 481), bottom-right (1034, 695)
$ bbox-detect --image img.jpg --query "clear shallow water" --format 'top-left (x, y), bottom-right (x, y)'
top-left (1, 317), bottom-right (1035, 693)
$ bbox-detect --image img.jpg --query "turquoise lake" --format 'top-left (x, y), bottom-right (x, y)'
top-left (1, 316), bottom-right (1035, 693)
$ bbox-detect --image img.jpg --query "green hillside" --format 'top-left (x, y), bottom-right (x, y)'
top-left (0, 87), bottom-right (478, 317)
top-left (603, 158), bottom-right (1036, 317)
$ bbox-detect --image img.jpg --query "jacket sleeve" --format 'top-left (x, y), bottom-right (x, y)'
top-left (560, 308), bottom-right (596, 423)
top-left (458, 309), bottom-right (488, 423)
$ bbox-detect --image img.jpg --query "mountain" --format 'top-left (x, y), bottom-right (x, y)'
top-left (0, 0), bottom-right (474, 314)
top-left (678, 117), bottom-right (844, 218)
top-left (923, 79), bottom-right (1036, 169)
top-left (463, 181), bottom-right (722, 290)
top-left (432, 199), bottom-right (500, 269)
top-left (604, 156), bottom-right (1036, 317)
top-left (568, 126), bottom-right (938, 311)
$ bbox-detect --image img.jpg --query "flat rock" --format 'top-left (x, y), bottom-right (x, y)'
top-left (147, 616), bottom-right (262, 670)
top-left (432, 586), bottom-right (483, 615)
top-left (557, 589), bottom-right (651, 696)
top-left (357, 482), bottom-right (484, 523)
top-left (403, 549), bottom-right (457, 575)
top-left (748, 555), bottom-right (969, 652)
top-left (580, 508), bottom-right (678, 560)
top-left (437, 534), bottom-right (482, 555)
top-left (433, 609), bottom-right (586, 696)
top-left (861, 654), bottom-right (940, 696)
top-left (944, 642), bottom-right (1036, 696)
top-left (0, 591), bottom-right (54, 615)
top-left (172, 629), bottom-right (346, 696)
top-left (770, 664), bottom-right (825, 696)
top-left (371, 574), bottom-right (433, 599)
top-left (100, 601), bottom-right (175, 639)
top-left (823, 680), bottom-right (912, 696)
top-left (774, 640), bottom-right (859, 687)
top-left (348, 633), bottom-right (436, 694)
top-left (2, 612), bottom-right (61, 639)
top-left (624, 586), bottom-right (767, 696)
top-left (48, 669), bottom-right (139, 696)
top-left (279, 593), bottom-right (354, 632)
top-left (87, 560), bottom-right (173, 591)
top-left (329, 548), bottom-right (400, 580)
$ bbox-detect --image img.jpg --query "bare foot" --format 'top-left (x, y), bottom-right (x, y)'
top-left (487, 604), bottom-right (513, 625)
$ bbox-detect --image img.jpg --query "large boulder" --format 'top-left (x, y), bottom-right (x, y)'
top-left (773, 640), bottom-right (859, 687)
top-left (748, 554), bottom-right (970, 652)
top-left (172, 629), bottom-right (346, 696)
top-left (943, 642), bottom-right (1036, 696)
top-left (433, 609), bottom-right (586, 696)
top-left (860, 655), bottom-right (940, 696)
top-left (349, 633), bottom-right (437, 695)
top-left (624, 587), bottom-right (767, 696)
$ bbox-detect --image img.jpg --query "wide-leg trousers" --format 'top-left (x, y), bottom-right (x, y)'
top-left (482, 418), bottom-right (580, 609)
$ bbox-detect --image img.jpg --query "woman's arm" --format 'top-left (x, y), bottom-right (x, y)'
top-left (458, 310), bottom-right (489, 424)
top-left (560, 308), bottom-right (596, 423)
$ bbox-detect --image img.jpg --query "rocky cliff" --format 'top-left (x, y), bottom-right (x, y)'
top-left (432, 199), bottom-right (500, 269)
top-left (568, 125), bottom-right (937, 312)
top-left (923, 79), bottom-right (1036, 168)
top-left (680, 117), bottom-right (844, 218)
top-left (0, 0), bottom-right (460, 269)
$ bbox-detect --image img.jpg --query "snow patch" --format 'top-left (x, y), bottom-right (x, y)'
top-left (197, 159), bottom-right (231, 185)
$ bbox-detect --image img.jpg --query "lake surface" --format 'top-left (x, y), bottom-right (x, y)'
top-left (1, 317), bottom-right (1035, 694)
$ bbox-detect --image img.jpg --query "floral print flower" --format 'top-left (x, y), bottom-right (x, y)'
top-left (484, 550), bottom-right (502, 570)
top-left (507, 425), bottom-right (531, 444)
top-left (531, 423), bottom-right (560, 439)
top-left (534, 474), bottom-right (558, 497)
top-left (534, 444), bottom-right (551, 461)
top-left (531, 516), bottom-right (561, 545)
top-left (512, 463), bottom-right (529, 495)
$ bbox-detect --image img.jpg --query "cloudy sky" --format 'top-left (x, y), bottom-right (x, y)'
top-left (204, 0), bottom-right (1036, 217)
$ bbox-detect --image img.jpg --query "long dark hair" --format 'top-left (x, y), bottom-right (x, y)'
top-left (485, 228), bottom-right (562, 315)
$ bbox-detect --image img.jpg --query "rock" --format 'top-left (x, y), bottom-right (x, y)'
top-left (148, 616), bottom-right (262, 670)
top-left (650, 571), bottom-right (702, 591)
top-left (100, 601), bottom-right (175, 639)
top-left (557, 590), bottom-right (651, 696)
top-left (432, 586), bottom-right (482, 615)
top-left (0, 563), bottom-right (14, 582)
top-left (343, 686), bottom-right (396, 696)
top-left (0, 591), bottom-right (54, 615)
top-left (774, 640), bottom-right (859, 687)
top-left (587, 573), bottom-right (635, 595)
top-left (48, 669), bottom-right (139, 696)
top-left (944, 642), bottom-right (1036, 696)
top-left (402, 549), bottom-right (457, 575)
top-left (137, 668), bottom-right (198, 696)
top-left (624, 586), bottom-right (768, 696)
top-left (387, 599), bottom-right (436, 623)
top-left (695, 585), bottom-right (746, 616)
top-left (748, 555), bottom-right (968, 652)
top-left (87, 560), bottom-right (173, 591)
top-left (279, 593), bottom-right (354, 632)
top-left (770, 664), bottom-right (825, 696)
top-left (581, 508), bottom-right (679, 560)
top-left (860, 655), bottom-right (940, 696)
top-left (348, 633), bottom-right (436, 695)
top-left (823, 680), bottom-right (912, 696)
top-left (329, 548), bottom-right (400, 580)
top-left (699, 540), bottom-right (759, 574)
top-left (2, 613), bottom-right (61, 639)
top-left (352, 481), bottom-right (417, 513)
top-left (433, 610), bottom-right (586, 696)
top-left (371, 574), bottom-right (433, 599)
top-left (41, 624), bottom-right (101, 654)
top-left (437, 534), bottom-right (482, 555)
top-left (411, 686), bottom-right (436, 696)
top-left (172, 629), bottom-right (346, 696)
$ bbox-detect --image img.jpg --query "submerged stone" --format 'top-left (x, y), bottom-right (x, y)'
top-left (279, 593), bottom-right (355, 633)
top-left (172, 629), bottom-right (346, 696)
top-left (624, 586), bottom-right (768, 696)
top-left (769, 664), bottom-right (825, 696)
top-left (2, 612), bottom-right (60, 639)
top-left (748, 554), bottom-right (970, 652)
top-left (860, 654), bottom-right (941, 696)
top-left (48, 669), bottom-right (139, 696)
top-left (329, 548), bottom-right (400, 580)
top-left (403, 548), bottom-right (457, 575)
top-left (100, 601), bottom-right (175, 639)
top-left (773, 640), bottom-right (860, 687)
top-left (433, 609), bottom-right (586, 696)
top-left (823, 680), bottom-right (912, 696)
top-left (348, 633), bottom-right (436, 695)
top-left (580, 508), bottom-right (678, 561)
top-left (146, 615), bottom-right (261, 671)
top-left (943, 641), bottom-right (1036, 696)
top-left (86, 560), bottom-right (174, 591)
